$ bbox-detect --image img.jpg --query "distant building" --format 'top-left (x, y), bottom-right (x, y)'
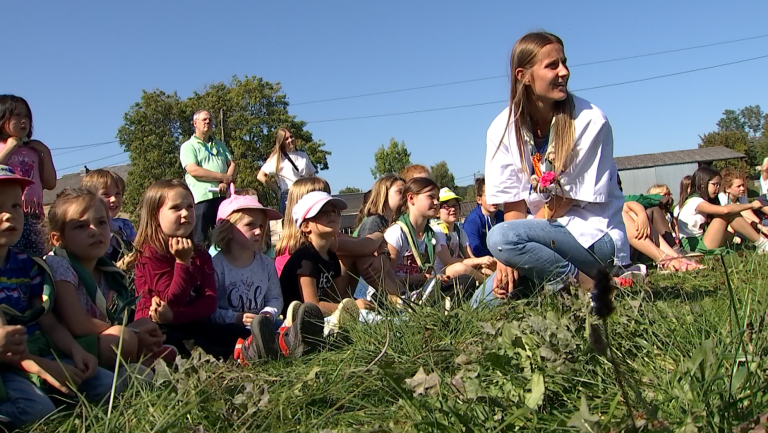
top-left (615, 146), bottom-right (745, 195)
top-left (44, 164), bottom-right (130, 205)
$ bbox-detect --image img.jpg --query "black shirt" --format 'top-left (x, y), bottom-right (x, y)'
top-left (279, 243), bottom-right (342, 316)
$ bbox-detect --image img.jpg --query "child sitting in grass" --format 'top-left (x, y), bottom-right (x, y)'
top-left (44, 188), bottom-right (168, 367)
top-left (208, 184), bottom-right (324, 363)
top-left (280, 191), bottom-right (372, 336)
top-left (0, 165), bottom-right (125, 430)
top-left (431, 187), bottom-right (495, 281)
top-left (81, 169), bottom-right (136, 266)
top-left (677, 167), bottom-right (768, 254)
top-left (462, 177), bottom-right (504, 259)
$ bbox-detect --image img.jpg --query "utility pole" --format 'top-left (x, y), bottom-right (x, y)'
top-left (219, 109), bottom-right (225, 142)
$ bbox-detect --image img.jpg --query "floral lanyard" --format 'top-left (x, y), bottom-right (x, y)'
top-left (525, 120), bottom-right (562, 220)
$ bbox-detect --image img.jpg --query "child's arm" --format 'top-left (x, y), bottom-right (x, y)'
top-left (299, 276), bottom-right (338, 315)
top-left (162, 252), bottom-right (217, 324)
top-left (435, 244), bottom-right (462, 270)
top-left (143, 244), bottom-right (197, 308)
top-left (37, 307), bottom-right (97, 379)
top-left (19, 356), bottom-right (84, 395)
top-left (0, 137), bottom-right (22, 164)
top-left (463, 215), bottom-right (490, 257)
top-left (260, 259), bottom-right (283, 321)
top-left (0, 323), bottom-right (28, 364)
top-left (52, 280), bottom-right (110, 337)
top-left (696, 200), bottom-right (762, 217)
top-left (27, 140), bottom-right (56, 190)
top-left (335, 233), bottom-right (382, 257)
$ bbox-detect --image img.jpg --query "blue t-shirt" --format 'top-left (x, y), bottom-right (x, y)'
top-left (0, 249), bottom-right (44, 334)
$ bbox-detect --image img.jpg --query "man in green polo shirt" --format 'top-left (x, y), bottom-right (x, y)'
top-left (179, 110), bottom-right (236, 245)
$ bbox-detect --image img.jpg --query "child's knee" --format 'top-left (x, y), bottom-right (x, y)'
top-left (100, 326), bottom-right (139, 360)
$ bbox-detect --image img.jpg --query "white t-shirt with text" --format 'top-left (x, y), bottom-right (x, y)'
top-left (384, 224), bottom-right (445, 277)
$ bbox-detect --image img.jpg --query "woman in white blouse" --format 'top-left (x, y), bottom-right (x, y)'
top-left (474, 31), bottom-right (630, 304)
top-left (257, 128), bottom-right (316, 214)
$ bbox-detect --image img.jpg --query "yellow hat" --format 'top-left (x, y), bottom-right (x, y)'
top-left (438, 187), bottom-right (462, 202)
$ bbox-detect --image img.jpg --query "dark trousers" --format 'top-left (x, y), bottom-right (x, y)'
top-left (160, 322), bottom-right (250, 360)
top-left (193, 197), bottom-right (225, 246)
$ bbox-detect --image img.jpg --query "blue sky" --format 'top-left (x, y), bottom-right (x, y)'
top-left (4, 1), bottom-right (768, 193)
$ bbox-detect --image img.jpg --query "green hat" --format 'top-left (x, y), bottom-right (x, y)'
top-left (438, 187), bottom-right (462, 202)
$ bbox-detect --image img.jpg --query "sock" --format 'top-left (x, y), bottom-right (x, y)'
top-left (755, 237), bottom-right (768, 247)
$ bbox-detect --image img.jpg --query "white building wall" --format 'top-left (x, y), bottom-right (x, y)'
top-left (618, 163), bottom-right (699, 195)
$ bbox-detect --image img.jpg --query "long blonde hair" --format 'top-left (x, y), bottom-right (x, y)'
top-left (356, 175), bottom-right (404, 226)
top-left (496, 31), bottom-right (575, 174)
top-left (134, 179), bottom-right (195, 255)
top-left (275, 176), bottom-right (331, 255)
top-left (267, 127), bottom-right (292, 175)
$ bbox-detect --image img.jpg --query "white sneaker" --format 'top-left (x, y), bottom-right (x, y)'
top-left (284, 301), bottom-right (302, 327)
top-left (756, 238), bottom-right (768, 255)
top-left (324, 298), bottom-right (359, 337)
top-left (619, 264), bottom-right (647, 285)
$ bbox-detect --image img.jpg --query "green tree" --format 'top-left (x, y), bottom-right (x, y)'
top-left (430, 161), bottom-right (456, 189)
top-left (739, 105), bottom-right (764, 137)
top-left (118, 76), bottom-right (330, 212)
top-left (717, 109), bottom-right (747, 133)
top-left (698, 130), bottom-right (751, 172)
top-left (370, 138), bottom-right (411, 179)
top-left (339, 186), bottom-right (362, 194)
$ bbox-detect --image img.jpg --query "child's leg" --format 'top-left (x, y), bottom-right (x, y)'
top-left (99, 325), bottom-right (139, 366)
top-left (646, 206), bottom-right (674, 244)
top-left (728, 215), bottom-right (762, 242)
top-left (162, 322), bottom-right (250, 359)
top-left (0, 370), bottom-right (56, 429)
top-left (623, 210), bottom-right (665, 262)
top-left (702, 217), bottom-right (736, 249)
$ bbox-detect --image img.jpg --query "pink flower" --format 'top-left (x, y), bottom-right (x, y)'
top-left (539, 171), bottom-right (557, 188)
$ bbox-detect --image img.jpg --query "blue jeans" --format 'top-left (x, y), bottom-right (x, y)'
top-left (470, 220), bottom-right (615, 308)
top-left (0, 357), bottom-right (125, 428)
top-left (279, 190), bottom-right (289, 216)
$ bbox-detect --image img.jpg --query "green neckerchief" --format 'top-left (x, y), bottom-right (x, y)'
top-left (623, 193), bottom-right (672, 210)
top-left (51, 247), bottom-right (136, 324)
top-left (396, 213), bottom-right (435, 272)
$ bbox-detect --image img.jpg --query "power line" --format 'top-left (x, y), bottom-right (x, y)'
top-left (292, 33), bottom-right (768, 105)
top-left (57, 151), bottom-right (128, 172)
top-left (305, 53), bottom-right (768, 123)
top-left (49, 140), bottom-right (118, 151)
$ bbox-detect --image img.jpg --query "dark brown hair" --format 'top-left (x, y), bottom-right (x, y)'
top-left (0, 95), bottom-right (33, 140)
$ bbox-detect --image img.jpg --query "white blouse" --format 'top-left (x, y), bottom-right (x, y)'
top-left (484, 95), bottom-right (629, 266)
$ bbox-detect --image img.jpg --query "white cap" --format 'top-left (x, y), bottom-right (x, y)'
top-left (292, 191), bottom-right (348, 227)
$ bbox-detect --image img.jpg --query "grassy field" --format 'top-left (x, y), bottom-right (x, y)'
top-left (29, 253), bottom-right (768, 433)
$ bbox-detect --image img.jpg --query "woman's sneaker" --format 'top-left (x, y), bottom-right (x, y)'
top-left (278, 303), bottom-right (324, 357)
top-left (324, 298), bottom-right (359, 337)
top-left (234, 315), bottom-right (279, 366)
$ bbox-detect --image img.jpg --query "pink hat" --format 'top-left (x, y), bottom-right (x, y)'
top-left (292, 191), bottom-right (348, 227)
top-left (216, 183), bottom-right (282, 223)
top-left (0, 165), bottom-right (34, 189)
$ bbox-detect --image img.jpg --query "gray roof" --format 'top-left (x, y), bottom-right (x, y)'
top-left (333, 192), bottom-right (367, 214)
top-left (615, 146), bottom-right (745, 171)
top-left (44, 164), bottom-right (130, 205)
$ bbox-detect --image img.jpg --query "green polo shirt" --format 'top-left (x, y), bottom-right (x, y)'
top-left (179, 135), bottom-right (233, 203)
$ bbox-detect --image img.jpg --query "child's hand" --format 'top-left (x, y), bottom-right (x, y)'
top-left (69, 344), bottom-right (98, 379)
top-left (150, 297), bottom-right (174, 324)
top-left (30, 358), bottom-right (85, 395)
top-left (436, 274), bottom-right (451, 284)
top-left (3, 137), bottom-right (22, 152)
top-left (480, 256), bottom-right (495, 269)
top-left (169, 237), bottom-right (194, 264)
top-left (0, 325), bottom-right (28, 363)
top-left (129, 318), bottom-right (165, 354)
top-left (237, 313), bottom-right (257, 327)
top-left (355, 299), bottom-right (375, 311)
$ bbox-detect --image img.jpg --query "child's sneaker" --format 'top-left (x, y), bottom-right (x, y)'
top-left (324, 298), bottom-right (359, 337)
top-left (278, 303), bottom-right (324, 357)
top-left (618, 264), bottom-right (646, 285)
top-left (283, 301), bottom-right (302, 327)
top-left (234, 315), bottom-right (279, 366)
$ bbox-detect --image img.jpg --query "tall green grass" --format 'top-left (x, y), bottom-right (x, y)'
top-left (26, 253), bottom-right (768, 432)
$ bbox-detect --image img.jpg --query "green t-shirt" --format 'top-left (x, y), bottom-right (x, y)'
top-left (179, 135), bottom-right (233, 203)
